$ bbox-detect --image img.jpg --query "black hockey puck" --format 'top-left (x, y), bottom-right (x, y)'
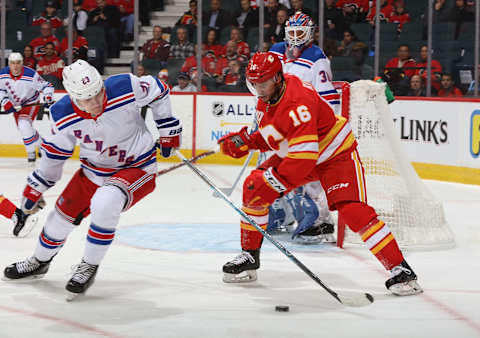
top-left (275, 305), bottom-right (289, 312)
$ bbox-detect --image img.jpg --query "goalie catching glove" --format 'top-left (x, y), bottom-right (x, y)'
top-left (157, 117), bottom-right (182, 158)
top-left (218, 126), bottom-right (256, 158)
top-left (243, 167), bottom-right (293, 208)
top-left (21, 171), bottom-right (51, 215)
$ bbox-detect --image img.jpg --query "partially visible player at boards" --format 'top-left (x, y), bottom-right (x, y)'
top-left (0, 193), bottom-right (39, 237)
top-left (218, 52), bottom-right (422, 296)
top-left (0, 53), bottom-right (54, 164)
top-left (3, 60), bottom-right (182, 300)
top-left (264, 12), bottom-right (339, 243)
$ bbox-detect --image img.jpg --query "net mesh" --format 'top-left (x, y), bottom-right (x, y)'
top-left (340, 80), bottom-right (455, 250)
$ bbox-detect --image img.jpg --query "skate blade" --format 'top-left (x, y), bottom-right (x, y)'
top-left (223, 270), bottom-right (257, 283)
top-left (294, 234), bottom-right (336, 245)
top-left (1, 274), bottom-right (46, 282)
top-left (389, 280), bottom-right (423, 296)
top-left (15, 215), bottom-right (39, 238)
top-left (66, 291), bottom-right (84, 302)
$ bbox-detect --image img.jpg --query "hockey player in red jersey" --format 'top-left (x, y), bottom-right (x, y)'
top-left (0, 194), bottom-right (39, 237)
top-left (219, 52), bottom-right (422, 296)
top-left (3, 60), bottom-right (182, 300)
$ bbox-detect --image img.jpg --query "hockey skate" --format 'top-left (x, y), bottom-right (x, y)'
top-left (12, 208), bottom-right (39, 237)
top-left (3, 256), bottom-right (51, 281)
top-left (223, 249), bottom-right (260, 283)
top-left (386, 260), bottom-right (423, 296)
top-left (295, 222), bottom-right (336, 244)
top-left (66, 260), bottom-right (99, 301)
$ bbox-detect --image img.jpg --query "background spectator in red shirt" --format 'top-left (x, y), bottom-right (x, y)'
top-left (225, 27), bottom-right (250, 59)
top-left (367, 0), bottom-right (394, 25)
top-left (335, 0), bottom-right (370, 22)
top-left (438, 73), bottom-right (463, 97)
top-left (30, 22), bottom-right (61, 59)
top-left (203, 28), bottom-right (223, 57)
top-left (215, 40), bottom-right (246, 82)
top-left (389, 0), bottom-right (410, 32)
top-left (22, 45), bottom-right (37, 70)
top-left (60, 29), bottom-right (89, 62)
top-left (32, 1), bottom-right (63, 29)
top-left (181, 50), bottom-right (218, 79)
top-left (384, 44), bottom-right (417, 78)
top-left (415, 45), bottom-right (442, 91)
top-left (36, 42), bottom-right (65, 88)
top-left (142, 25), bottom-right (170, 68)
top-left (82, 0), bottom-right (98, 11)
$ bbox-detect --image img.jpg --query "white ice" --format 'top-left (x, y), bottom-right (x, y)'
top-left (0, 158), bottom-right (479, 338)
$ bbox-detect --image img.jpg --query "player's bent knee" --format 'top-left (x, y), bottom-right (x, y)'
top-left (336, 201), bottom-right (377, 233)
top-left (43, 209), bottom-right (76, 238)
top-left (90, 185), bottom-right (125, 227)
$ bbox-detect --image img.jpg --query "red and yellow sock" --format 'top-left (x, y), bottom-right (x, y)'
top-left (0, 195), bottom-right (17, 219)
top-left (240, 205), bottom-right (268, 250)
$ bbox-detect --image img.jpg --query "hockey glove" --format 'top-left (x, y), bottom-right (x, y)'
top-left (218, 126), bottom-right (254, 159)
top-left (1, 99), bottom-right (17, 114)
top-left (157, 117), bottom-right (182, 158)
top-left (243, 167), bottom-right (292, 208)
top-left (21, 171), bottom-right (51, 215)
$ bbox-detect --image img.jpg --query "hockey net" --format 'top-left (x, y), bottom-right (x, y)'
top-left (333, 80), bottom-right (455, 250)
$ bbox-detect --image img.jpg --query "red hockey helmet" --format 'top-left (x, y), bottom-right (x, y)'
top-left (246, 52), bottom-right (283, 84)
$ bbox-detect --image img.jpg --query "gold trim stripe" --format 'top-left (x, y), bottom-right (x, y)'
top-left (361, 220), bottom-right (384, 241)
top-left (371, 233), bottom-right (394, 255)
top-left (240, 221), bottom-right (267, 231)
top-left (318, 116), bottom-right (347, 154)
top-left (286, 152), bottom-right (319, 160)
top-left (288, 134), bottom-right (319, 146)
top-left (242, 206), bottom-right (268, 216)
top-left (352, 149), bottom-right (367, 203)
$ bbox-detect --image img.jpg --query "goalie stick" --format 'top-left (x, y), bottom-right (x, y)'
top-left (212, 151), bottom-right (254, 198)
top-left (175, 150), bottom-right (374, 307)
top-left (156, 150), bottom-right (216, 176)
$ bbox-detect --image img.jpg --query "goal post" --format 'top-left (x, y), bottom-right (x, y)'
top-left (334, 80), bottom-right (455, 250)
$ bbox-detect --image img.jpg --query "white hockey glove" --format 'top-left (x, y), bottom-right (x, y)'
top-left (157, 117), bottom-right (182, 158)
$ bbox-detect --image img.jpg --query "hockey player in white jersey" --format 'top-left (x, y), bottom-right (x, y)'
top-left (0, 53), bottom-right (54, 163)
top-left (3, 60), bottom-right (182, 300)
top-left (266, 12), bottom-right (338, 243)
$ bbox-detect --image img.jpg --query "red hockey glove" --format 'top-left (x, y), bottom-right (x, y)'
top-left (243, 167), bottom-right (292, 207)
top-left (21, 185), bottom-right (44, 215)
top-left (157, 117), bottom-right (183, 158)
top-left (218, 126), bottom-right (254, 158)
top-left (1, 99), bottom-right (17, 114)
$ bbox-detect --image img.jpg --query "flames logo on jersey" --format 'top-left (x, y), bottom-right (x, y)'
top-left (81, 76), bottom-right (90, 85)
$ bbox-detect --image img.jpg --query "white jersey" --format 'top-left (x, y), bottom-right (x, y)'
top-left (269, 42), bottom-right (340, 113)
top-left (36, 73), bottom-right (173, 187)
top-left (0, 66), bottom-right (54, 106)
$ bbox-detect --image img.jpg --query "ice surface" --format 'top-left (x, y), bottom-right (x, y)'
top-left (0, 158), bottom-right (479, 338)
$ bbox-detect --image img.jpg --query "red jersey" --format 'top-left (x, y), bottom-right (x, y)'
top-left (389, 12), bottom-right (410, 29)
top-left (367, 3), bottom-right (393, 21)
top-left (82, 0), bottom-right (98, 11)
top-left (415, 59), bottom-right (442, 90)
top-left (215, 54), bottom-right (246, 77)
top-left (251, 74), bottom-right (356, 187)
top-left (107, 0), bottom-right (133, 14)
top-left (203, 43), bottom-right (224, 57)
top-left (32, 14), bottom-right (63, 28)
top-left (224, 72), bottom-right (241, 85)
top-left (59, 35), bottom-right (88, 55)
top-left (23, 56), bottom-right (37, 69)
top-left (335, 0), bottom-right (370, 13)
top-left (181, 54), bottom-right (218, 77)
top-left (385, 57), bottom-right (417, 78)
top-left (36, 55), bottom-right (65, 79)
top-left (223, 40), bottom-right (250, 59)
top-left (438, 87), bottom-right (463, 97)
top-left (30, 35), bottom-right (60, 59)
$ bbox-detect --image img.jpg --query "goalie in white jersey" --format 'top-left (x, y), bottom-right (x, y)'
top-left (3, 60), bottom-right (182, 300)
top-left (265, 12), bottom-right (338, 243)
top-left (0, 53), bottom-right (54, 163)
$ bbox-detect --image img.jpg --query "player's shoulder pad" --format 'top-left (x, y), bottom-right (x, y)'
top-left (104, 73), bottom-right (134, 100)
top-left (301, 45), bottom-right (327, 63)
top-left (22, 66), bottom-right (36, 77)
top-left (0, 66), bottom-right (9, 75)
top-left (50, 95), bottom-right (75, 123)
top-left (270, 42), bottom-right (287, 55)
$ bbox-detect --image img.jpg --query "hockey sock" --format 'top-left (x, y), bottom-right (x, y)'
top-left (359, 219), bottom-right (404, 271)
top-left (241, 205), bottom-right (268, 250)
top-left (0, 195), bottom-right (17, 219)
top-left (17, 119), bottom-right (39, 153)
top-left (34, 211), bottom-right (76, 262)
top-left (83, 223), bottom-right (115, 265)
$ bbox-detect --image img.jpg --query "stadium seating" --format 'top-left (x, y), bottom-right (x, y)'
top-left (167, 58), bottom-right (186, 87)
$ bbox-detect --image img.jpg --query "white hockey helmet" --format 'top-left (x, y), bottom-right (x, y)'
top-left (8, 52), bottom-right (23, 63)
top-left (62, 60), bottom-right (103, 101)
top-left (285, 12), bottom-right (315, 48)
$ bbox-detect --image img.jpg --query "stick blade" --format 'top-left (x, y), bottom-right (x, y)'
top-left (337, 292), bottom-right (374, 307)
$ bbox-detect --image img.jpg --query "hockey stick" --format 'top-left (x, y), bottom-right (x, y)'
top-left (0, 102), bottom-right (55, 115)
top-left (156, 150), bottom-right (216, 176)
top-left (175, 150), bottom-right (374, 307)
top-left (213, 150), bottom-right (254, 198)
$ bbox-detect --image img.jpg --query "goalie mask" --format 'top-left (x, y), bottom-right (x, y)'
top-left (285, 12), bottom-right (315, 58)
